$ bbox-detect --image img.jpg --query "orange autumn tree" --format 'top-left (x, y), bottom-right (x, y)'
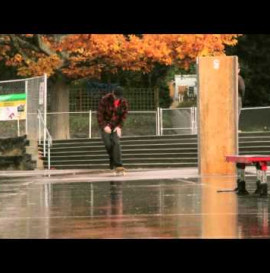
top-left (0, 34), bottom-right (240, 138)
top-left (55, 34), bottom-right (239, 78)
top-left (0, 34), bottom-right (240, 79)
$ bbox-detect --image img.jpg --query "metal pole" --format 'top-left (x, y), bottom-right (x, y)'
top-left (48, 144), bottom-right (51, 170)
top-left (156, 109), bottom-right (158, 136)
top-left (89, 110), bottom-right (92, 139)
top-left (25, 80), bottom-right (28, 135)
top-left (160, 108), bottom-right (163, 136)
top-left (38, 112), bottom-right (41, 145)
top-left (191, 107), bottom-right (194, 134)
top-left (157, 107), bottom-right (160, 136)
top-left (44, 74), bottom-right (47, 157)
top-left (195, 107), bottom-right (198, 134)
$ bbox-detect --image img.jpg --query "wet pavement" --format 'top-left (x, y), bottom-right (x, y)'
top-left (0, 168), bottom-right (270, 238)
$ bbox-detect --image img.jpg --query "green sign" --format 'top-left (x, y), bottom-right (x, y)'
top-left (0, 93), bottom-right (26, 102)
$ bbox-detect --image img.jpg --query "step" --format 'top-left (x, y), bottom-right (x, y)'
top-left (50, 134), bottom-right (199, 143)
top-left (41, 138), bottom-right (198, 148)
top-left (46, 143), bottom-right (197, 153)
top-left (45, 157), bottom-right (197, 165)
top-left (44, 162), bottom-right (198, 169)
top-left (46, 147), bottom-right (199, 156)
top-left (43, 152), bottom-right (198, 160)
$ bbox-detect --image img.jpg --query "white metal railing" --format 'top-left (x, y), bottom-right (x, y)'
top-left (46, 110), bottom-right (158, 139)
top-left (159, 107), bottom-right (197, 136)
top-left (38, 109), bottom-right (52, 170)
top-left (35, 106), bottom-right (270, 145)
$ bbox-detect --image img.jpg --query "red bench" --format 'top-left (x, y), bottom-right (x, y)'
top-left (225, 155), bottom-right (270, 196)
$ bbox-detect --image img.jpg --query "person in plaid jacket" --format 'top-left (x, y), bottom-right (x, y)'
top-left (97, 86), bottom-right (128, 170)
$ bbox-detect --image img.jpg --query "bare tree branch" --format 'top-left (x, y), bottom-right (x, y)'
top-left (35, 34), bottom-right (56, 56)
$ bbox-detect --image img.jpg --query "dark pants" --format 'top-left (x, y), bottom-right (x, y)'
top-left (101, 131), bottom-right (123, 169)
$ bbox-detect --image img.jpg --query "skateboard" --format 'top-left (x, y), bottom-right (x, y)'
top-left (113, 167), bottom-right (126, 176)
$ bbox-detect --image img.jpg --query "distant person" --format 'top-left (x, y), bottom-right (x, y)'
top-left (238, 66), bottom-right (245, 122)
top-left (97, 86), bottom-right (128, 173)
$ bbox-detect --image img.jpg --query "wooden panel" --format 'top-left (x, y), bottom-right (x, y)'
top-left (197, 56), bottom-right (238, 175)
top-left (201, 176), bottom-right (237, 238)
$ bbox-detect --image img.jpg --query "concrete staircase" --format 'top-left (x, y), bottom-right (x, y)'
top-left (40, 132), bottom-right (270, 170)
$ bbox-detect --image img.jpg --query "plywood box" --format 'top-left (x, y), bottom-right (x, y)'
top-left (197, 56), bottom-right (238, 175)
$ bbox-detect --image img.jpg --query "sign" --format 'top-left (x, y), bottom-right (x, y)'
top-left (39, 82), bottom-right (44, 105)
top-left (0, 93), bottom-right (26, 120)
top-left (213, 59), bottom-right (220, 70)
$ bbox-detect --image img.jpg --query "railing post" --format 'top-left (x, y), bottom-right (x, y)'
top-left (191, 107), bottom-right (194, 135)
top-left (48, 143), bottom-right (51, 170)
top-left (156, 108), bottom-right (159, 136)
top-left (157, 107), bottom-right (161, 136)
top-left (25, 80), bottom-right (28, 135)
top-left (160, 107), bottom-right (163, 136)
top-left (44, 74), bottom-right (47, 156)
top-left (38, 112), bottom-right (41, 145)
top-left (89, 110), bottom-right (92, 139)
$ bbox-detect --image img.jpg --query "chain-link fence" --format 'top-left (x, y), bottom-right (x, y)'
top-left (0, 75), bottom-right (47, 139)
top-left (239, 107), bottom-right (270, 132)
top-left (2, 102), bottom-right (270, 139)
top-left (68, 87), bottom-right (158, 111)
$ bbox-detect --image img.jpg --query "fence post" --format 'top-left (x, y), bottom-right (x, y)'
top-left (44, 74), bottom-right (47, 156)
top-left (25, 80), bottom-right (28, 135)
top-left (157, 107), bottom-right (161, 136)
top-left (156, 108), bottom-right (159, 136)
top-left (38, 112), bottom-right (41, 145)
top-left (191, 107), bottom-right (195, 135)
top-left (89, 110), bottom-right (92, 139)
top-left (160, 107), bottom-right (163, 136)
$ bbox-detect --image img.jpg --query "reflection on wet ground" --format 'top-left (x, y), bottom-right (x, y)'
top-left (0, 172), bottom-right (269, 238)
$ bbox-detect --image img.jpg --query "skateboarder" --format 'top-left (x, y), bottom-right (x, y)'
top-left (97, 86), bottom-right (128, 173)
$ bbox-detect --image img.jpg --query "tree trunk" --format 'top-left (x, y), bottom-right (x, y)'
top-left (50, 79), bottom-right (70, 140)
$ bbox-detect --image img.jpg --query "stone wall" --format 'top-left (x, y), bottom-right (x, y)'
top-left (0, 135), bottom-right (36, 170)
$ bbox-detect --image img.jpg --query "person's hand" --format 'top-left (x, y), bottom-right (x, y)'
top-left (114, 127), bottom-right (122, 137)
top-left (104, 126), bottom-right (112, 134)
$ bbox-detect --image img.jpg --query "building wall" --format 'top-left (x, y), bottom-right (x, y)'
top-left (174, 75), bottom-right (197, 100)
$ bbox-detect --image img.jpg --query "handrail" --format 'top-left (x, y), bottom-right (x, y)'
top-left (37, 109), bottom-right (52, 170)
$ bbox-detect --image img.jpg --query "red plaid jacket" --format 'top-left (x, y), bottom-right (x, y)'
top-left (97, 93), bottom-right (128, 129)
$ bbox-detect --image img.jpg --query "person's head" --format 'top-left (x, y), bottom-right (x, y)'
top-left (112, 86), bottom-right (124, 99)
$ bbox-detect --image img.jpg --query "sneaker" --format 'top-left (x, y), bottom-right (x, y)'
top-left (109, 159), bottom-right (114, 170)
top-left (234, 178), bottom-right (240, 191)
top-left (259, 183), bottom-right (268, 197)
top-left (114, 166), bottom-right (126, 175)
top-left (254, 180), bottom-right (261, 195)
top-left (236, 180), bottom-right (249, 195)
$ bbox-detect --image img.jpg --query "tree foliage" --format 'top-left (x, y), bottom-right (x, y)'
top-left (0, 34), bottom-right (240, 79)
top-left (226, 34), bottom-right (270, 106)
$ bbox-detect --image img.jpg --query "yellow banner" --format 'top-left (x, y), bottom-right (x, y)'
top-left (0, 100), bottom-right (26, 120)
top-left (0, 100), bottom-right (26, 107)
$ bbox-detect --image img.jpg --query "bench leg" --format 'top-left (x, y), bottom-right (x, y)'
top-left (255, 162), bottom-right (268, 197)
top-left (236, 163), bottom-right (249, 195)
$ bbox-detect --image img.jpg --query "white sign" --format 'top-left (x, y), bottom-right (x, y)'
top-left (213, 59), bottom-right (220, 70)
top-left (39, 82), bottom-right (44, 105)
